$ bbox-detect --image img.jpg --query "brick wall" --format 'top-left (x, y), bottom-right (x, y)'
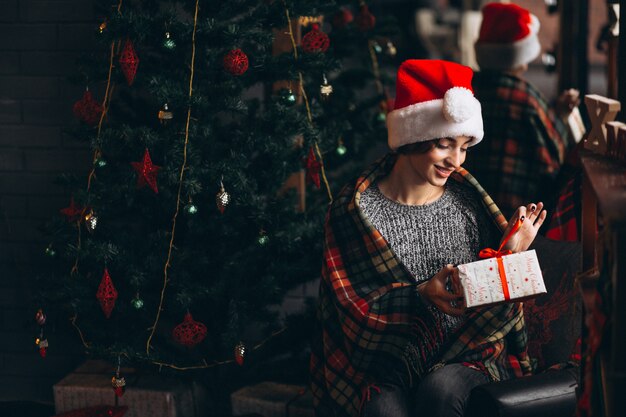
top-left (0, 0), bottom-right (95, 404)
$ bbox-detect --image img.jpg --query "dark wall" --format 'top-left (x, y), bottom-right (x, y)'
top-left (0, 0), bottom-right (95, 404)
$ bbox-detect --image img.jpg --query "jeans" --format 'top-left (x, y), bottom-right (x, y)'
top-left (362, 363), bottom-right (490, 417)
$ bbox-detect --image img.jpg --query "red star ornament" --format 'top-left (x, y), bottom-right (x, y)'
top-left (131, 148), bottom-right (161, 193)
top-left (96, 268), bottom-right (118, 318)
top-left (305, 147), bottom-right (321, 189)
top-left (60, 197), bottom-right (83, 222)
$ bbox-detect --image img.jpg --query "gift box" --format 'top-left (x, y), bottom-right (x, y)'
top-left (53, 360), bottom-right (209, 417)
top-left (458, 249), bottom-right (547, 308)
top-left (230, 381), bottom-right (314, 417)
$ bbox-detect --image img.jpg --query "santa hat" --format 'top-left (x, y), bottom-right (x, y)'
top-left (387, 59), bottom-right (483, 150)
top-left (475, 3), bottom-right (541, 71)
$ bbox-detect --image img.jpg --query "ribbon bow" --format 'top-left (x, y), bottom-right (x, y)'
top-left (477, 218), bottom-right (523, 300)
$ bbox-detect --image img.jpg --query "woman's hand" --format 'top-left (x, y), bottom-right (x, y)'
top-left (500, 202), bottom-right (547, 253)
top-left (417, 264), bottom-right (466, 316)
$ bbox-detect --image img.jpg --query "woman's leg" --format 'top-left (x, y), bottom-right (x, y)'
top-left (362, 383), bottom-right (411, 417)
top-left (413, 363), bottom-right (490, 417)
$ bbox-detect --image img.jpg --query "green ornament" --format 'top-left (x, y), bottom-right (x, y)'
top-left (185, 204), bottom-right (198, 214)
top-left (376, 112), bottom-right (386, 123)
top-left (258, 234), bottom-right (269, 246)
top-left (336, 144), bottom-right (347, 156)
top-left (131, 296), bottom-right (144, 309)
top-left (280, 89), bottom-right (297, 106)
top-left (95, 158), bottom-right (107, 168)
top-left (163, 32), bottom-right (176, 50)
top-left (45, 245), bottom-right (56, 257)
top-left (372, 41), bottom-right (382, 54)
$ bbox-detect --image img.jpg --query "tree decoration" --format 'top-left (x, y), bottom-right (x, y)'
top-left (332, 7), bottom-right (354, 29)
top-left (44, 244), bottom-right (56, 257)
top-left (131, 294), bottom-right (144, 310)
top-left (216, 180), bottom-right (230, 214)
top-left (98, 21), bottom-right (107, 35)
top-left (35, 309), bottom-right (46, 326)
top-left (112, 357), bottom-right (126, 397)
top-left (279, 88), bottom-right (297, 106)
top-left (301, 24), bottom-right (330, 53)
top-left (83, 209), bottom-right (98, 233)
top-left (184, 200), bottom-right (198, 214)
top-left (371, 40), bottom-right (382, 54)
top-left (37, 338), bottom-right (48, 357)
top-left (355, 5), bottom-right (376, 31)
top-left (73, 89), bottom-right (103, 126)
top-left (172, 312), bottom-right (207, 347)
top-left (234, 341), bottom-right (246, 366)
top-left (96, 268), bottom-right (118, 319)
top-left (336, 138), bottom-right (347, 156)
top-left (257, 230), bottom-right (269, 246)
top-left (162, 32), bottom-right (176, 50)
top-left (131, 148), bottom-right (161, 194)
top-left (158, 103), bottom-right (173, 124)
top-left (60, 197), bottom-right (83, 222)
top-left (36, 328), bottom-right (48, 357)
top-left (223, 49), bottom-right (249, 76)
top-left (118, 40), bottom-right (140, 86)
top-left (320, 74), bottom-right (333, 101)
top-left (305, 147), bottom-right (321, 188)
top-left (385, 41), bottom-right (397, 57)
top-left (95, 157), bottom-right (107, 168)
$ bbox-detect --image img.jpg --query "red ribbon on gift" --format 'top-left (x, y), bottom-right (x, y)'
top-left (478, 218), bottom-right (523, 301)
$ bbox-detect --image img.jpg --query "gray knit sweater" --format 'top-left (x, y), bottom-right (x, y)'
top-left (359, 179), bottom-right (498, 338)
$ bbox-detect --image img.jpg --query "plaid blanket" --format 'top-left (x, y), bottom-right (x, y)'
top-left (465, 72), bottom-right (572, 218)
top-left (310, 154), bottom-right (533, 417)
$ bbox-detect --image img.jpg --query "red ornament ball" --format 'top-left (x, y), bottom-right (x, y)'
top-left (301, 24), bottom-right (330, 53)
top-left (172, 312), bottom-right (207, 347)
top-left (332, 8), bottom-right (354, 29)
top-left (223, 49), bottom-right (249, 76)
top-left (355, 5), bottom-right (376, 31)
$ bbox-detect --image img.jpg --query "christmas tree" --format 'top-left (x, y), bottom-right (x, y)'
top-left (37, 0), bottom-right (397, 400)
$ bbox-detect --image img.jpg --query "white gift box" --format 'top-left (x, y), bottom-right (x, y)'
top-left (458, 249), bottom-right (547, 308)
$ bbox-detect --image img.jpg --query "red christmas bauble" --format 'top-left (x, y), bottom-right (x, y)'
top-left (355, 5), bottom-right (376, 31)
top-left (172, 312), bottom-right (207, 347)
top-left (119, 40), bottom-right (140, 85)
top-left (332, 8), bottom-right (354, 29)
top-left (223, 49), bottom-right (249, 76)
top-left (301, 24), bottom-right (330, 53)
top-left (96, 268), bottom-right (118, 319)
top-left (73, 90), bottom-right (103, 126)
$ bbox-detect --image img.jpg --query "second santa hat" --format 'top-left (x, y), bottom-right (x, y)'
top-left (387, 59), bottom-right (483, 150)
top-left (474, 2), bottom-right (541, 70)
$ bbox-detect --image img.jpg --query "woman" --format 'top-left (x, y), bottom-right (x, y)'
top-left (310, 60), bottom-right (547, 417)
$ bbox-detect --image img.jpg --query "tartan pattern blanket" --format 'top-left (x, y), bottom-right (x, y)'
top-left (310, 154), bottom-right (533, 417)
top-left (465, 72), bottom-right (572, 217)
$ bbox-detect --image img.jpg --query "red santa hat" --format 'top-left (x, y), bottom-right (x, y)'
top-left (474, 2), bottom-right (541, 71)
top-left (387, 59), bottom-right (483, 150)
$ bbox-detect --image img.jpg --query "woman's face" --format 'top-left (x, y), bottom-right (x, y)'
top-left (405, 136), bottom-right (472, 187)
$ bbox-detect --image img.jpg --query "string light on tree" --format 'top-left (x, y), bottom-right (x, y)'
top-left (44, 244), bottom-right (56, 257)
top-left (279, 88), bottom-right (297, 106)
top-left (385, 41), bottom-right (397, 57)
top-left (184, 198), bottom-right (198, 215)
top-left (95, 157), bottom-right (107, 168)
top-left (371, 40), bottom-right (382, 54)
top-left (257, 230), bottom-right (269, 246)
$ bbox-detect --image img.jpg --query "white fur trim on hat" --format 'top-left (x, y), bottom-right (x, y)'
top-left (475, 15), bottom-right (541, 71)
top-left (387, 92), bottom-right (483, 150)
